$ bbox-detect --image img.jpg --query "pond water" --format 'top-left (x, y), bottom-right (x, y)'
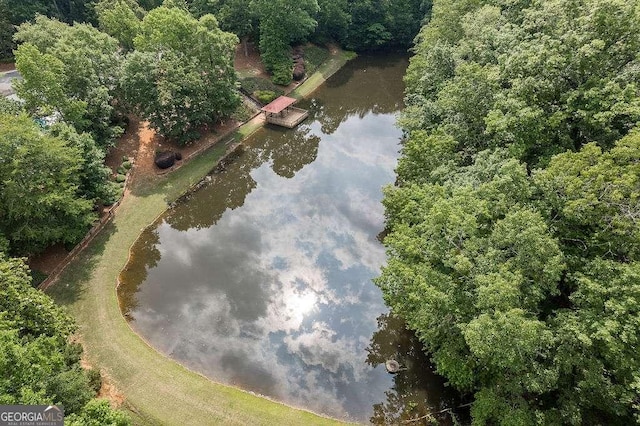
top-left (118, 55), bottom-right (461, 423)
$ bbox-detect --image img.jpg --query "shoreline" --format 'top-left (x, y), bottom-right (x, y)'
top-left (45, 50), bottom-right (355, 425)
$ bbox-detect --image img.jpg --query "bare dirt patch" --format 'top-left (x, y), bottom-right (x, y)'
top-left (29, 244), bottom-right (69, 275)
top-left (97, 377), bottom-right (126, 407)
top-left (79, 351), bottom-right (125, 408)
top-left (105, 117), bottom-right (144, 174)
top-left (235, 41), bottom-right (268, 79)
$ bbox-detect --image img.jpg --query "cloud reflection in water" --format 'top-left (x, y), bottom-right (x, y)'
top-left (120, 57), bottom-right (412, 422)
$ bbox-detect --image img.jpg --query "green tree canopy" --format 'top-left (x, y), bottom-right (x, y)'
top-left (379, 140), bottom-right (640, 423)
top-left (379, 1), bottom-right (640, 423)
top-left (345, 0), bottom-right (429, 50)
top-left (95, 0), bottom-right (145, 51)
top-left (48, 123), bottom-right (120, 205)
top-left (1, 0), bottom-right (96, 55)
top-left (251, 0), bottom-right (319, 83)
top-left (0, 114), bottom-right (96, 255)
top-left (121, 6), bottom-right (239, 142)
top-left (402, 0), bottom-right (640, 165)
top-left (14, 16), bottom-right (123, 147)
top-left (0, 253), bottom-right (130, 423)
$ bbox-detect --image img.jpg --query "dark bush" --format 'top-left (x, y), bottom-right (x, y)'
top-left (293, 64), bottom-right (305, 81)
top-left (30, 269), bottom-right (48, 287)
top-left (85, 369), bottom-right (102, 393)
top-left (174, 152), bottom-right (182, 161)
top-left (154, 151), bottom-right (176, 169)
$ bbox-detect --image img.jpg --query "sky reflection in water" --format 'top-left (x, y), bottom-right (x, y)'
top-left (118, 56), bottom-right (444, 422)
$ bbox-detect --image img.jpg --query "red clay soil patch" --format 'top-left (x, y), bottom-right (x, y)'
top-left (108, 117), bottom-right (160, 188)
top-left (97, 377), bottom-right (126, 407)
top-left (80, 352), bottom-right (125, 408)
top-left (105, 117), bottom-right (145, 175)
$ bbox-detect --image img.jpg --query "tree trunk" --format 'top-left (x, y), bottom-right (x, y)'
top-left (243, 37), bottom-right (249, 57)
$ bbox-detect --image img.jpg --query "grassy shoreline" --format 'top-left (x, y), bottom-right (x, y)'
top-left (46, 51), bottom-right (355, 425)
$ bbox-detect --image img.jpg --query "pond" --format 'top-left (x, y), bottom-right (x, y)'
top-left (118, 55), bottom-right (461, 424)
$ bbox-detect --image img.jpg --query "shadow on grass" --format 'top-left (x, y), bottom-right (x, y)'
top-left (129, 139), bottom-right (231, 202)
top-left (46, 222), bottom-right (117, 307)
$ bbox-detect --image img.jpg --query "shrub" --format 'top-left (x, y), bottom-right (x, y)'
top-left (254, 90), bottom-right (277, 104)
top-left (62, 342), bottom-right (83, 367)
top-left (102, 182), bottom-right (121, 206)
top-left (115, 174), bottom-right (126, 183)
top-left (85, 369), bottom-right (102, 393)
top-left (45, 368), bottom-right (95, 414)
top-left (272, 63), bottom-right (292, 86)
top-left (122, 161), bottom-right (132, 170)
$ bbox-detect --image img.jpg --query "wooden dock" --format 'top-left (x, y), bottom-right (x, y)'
top-left (261, 96), bottom-right (309, 129)
top-left (265, 107), bottom-right (309, 128)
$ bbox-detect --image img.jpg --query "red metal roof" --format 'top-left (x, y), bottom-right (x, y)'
top-left (261, 96), bottom-right (297, 114)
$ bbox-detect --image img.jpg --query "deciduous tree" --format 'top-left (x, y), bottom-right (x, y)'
top-left (120, 6), bottom-right (239, 142)
top-left (251, 0), bottom-right (318, 83)
top-left (0, 253), bottom-right (130, 423)
top-left (0, 114), bottom-right (96, 255)
top-left (95, 0), bottom-right (145, 51)
top-left (14, 16), bottom-right (123, 147)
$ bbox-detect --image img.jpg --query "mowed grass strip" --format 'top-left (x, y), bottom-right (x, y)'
top-left (291, 50), bottom-right (356, 99)
top-left (47, 105), bottom-right (352, 423)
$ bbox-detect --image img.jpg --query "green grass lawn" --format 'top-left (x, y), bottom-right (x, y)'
top-left (46, 57), bottom-right (355, 425)
top-left (291, 50), bottom-right (356, 99)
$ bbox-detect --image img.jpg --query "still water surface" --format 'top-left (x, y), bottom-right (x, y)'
top-left (118, 55), bottom-right (458, 423)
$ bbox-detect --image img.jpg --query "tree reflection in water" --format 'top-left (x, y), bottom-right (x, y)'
top-left (118, 226), bottom-right (161, 319)
top-left (118, 122), bottom-right (322, 316)
top-left (163, 122), bottom-right (321, 232)
top-left (367, 313), bottom-right (469, 425)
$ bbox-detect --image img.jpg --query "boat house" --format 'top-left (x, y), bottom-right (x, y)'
top-left (261, 96), bottom-right (309, 128)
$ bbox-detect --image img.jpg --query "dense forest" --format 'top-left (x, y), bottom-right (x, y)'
top-left (1, 0), bottom-right (430, 62)
top-left (377, 0), bottom-right (640, 424)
